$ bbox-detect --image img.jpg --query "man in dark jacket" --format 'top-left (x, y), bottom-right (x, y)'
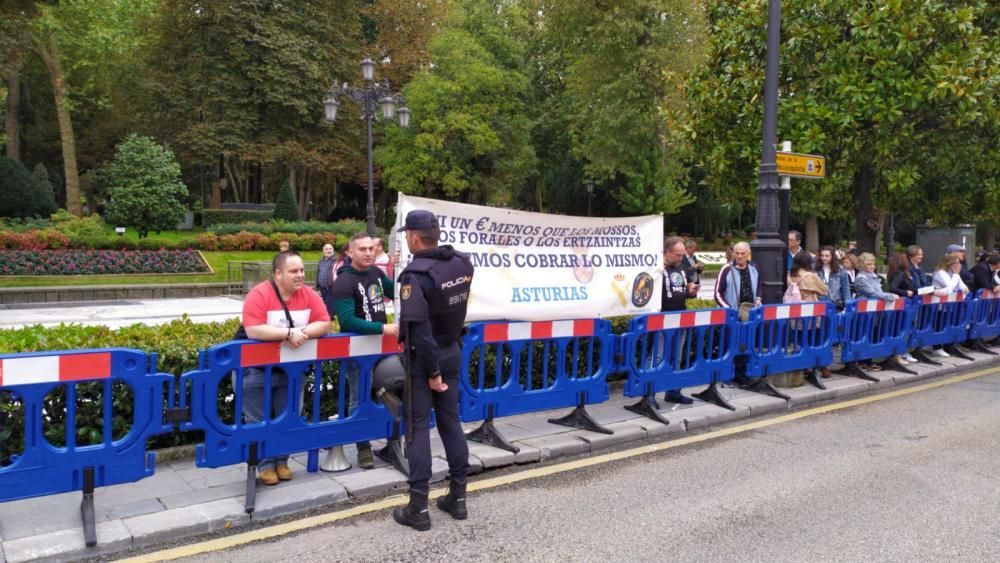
top-left (947, 244), bottom-right (975, 287)
top-left (660, 237), bottom-right (698, 404)
top-left (970, 253), bottom-right (1000, 295)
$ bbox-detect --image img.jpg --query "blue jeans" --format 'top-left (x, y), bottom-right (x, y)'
top-left (241, 367), bottom-right (303, 471)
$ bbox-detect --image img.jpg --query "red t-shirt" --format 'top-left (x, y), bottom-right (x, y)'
top-left (242, 281), bottom-right (330, 329)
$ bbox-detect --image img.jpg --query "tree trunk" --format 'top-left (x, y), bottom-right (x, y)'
top-left (35, 34), bottom-right (81, 215)
top-left (804, 216), bottom-right (820, 254)
top-left (853, 164), bottom-right (878, 253)
top-left (4, 65), bottom-right (21, 161)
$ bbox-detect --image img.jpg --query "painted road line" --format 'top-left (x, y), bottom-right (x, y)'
top-left (118, 365), bottom-right (1000, 563)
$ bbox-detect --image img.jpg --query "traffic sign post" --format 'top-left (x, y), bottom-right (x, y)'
top-left (776, 152), bottom-right (826, 179)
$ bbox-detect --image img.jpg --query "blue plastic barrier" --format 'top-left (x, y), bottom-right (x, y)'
top-left (907, 293), bottom-right (972, 360)
top-left (837, 298), bottom-right (916, 377)
top-left (459, 319), bottom-right (615, 452)
top-left (0, 348), bottom-right (173, 546)
top-left (745, 302), bottom-right (835, 380)
top-left (970, 290), bottom-right (1000, 341)
top-left (180, 334), bottom-right (401, 511)
top-left (619, 308), bottom-right (739, 420)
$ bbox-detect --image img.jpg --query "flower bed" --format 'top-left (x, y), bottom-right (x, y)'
top-left (0, 249), bottom-right (211, 276)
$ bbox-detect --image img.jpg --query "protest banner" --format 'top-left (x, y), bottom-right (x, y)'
top-left (394, 194), bottom-right (663, 322)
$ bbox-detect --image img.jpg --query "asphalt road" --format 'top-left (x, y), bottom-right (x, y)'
top-left (174, 370), bottom-right (1000, 563)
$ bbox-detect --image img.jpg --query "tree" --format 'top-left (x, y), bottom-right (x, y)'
top-left (32, 161), bottom-right (53, 200)
top-left (272, 177), bottom-right (301, 222)
top-left (688, 0), bottom-right (999, 251)
top-left (99, 135), bottom-right (188, 238)
top-left (0, 155), bottom-right (56, 218)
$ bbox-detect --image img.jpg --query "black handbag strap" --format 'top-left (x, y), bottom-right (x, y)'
top-left (270, 279), bottom-right (294, 328)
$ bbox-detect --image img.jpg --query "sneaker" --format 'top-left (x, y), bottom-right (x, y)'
top-left (664, 390), bottom-right (694, 405)
top-left (357, 444), bottom-right (375, 469)
top-left (258, 468), bottom-right (279, 486)
top-left (275, 464), bottom-right (292, 481)
top-left (903, 353), bottom-right (918, 363)
top-left (932, 349), bottom-right (950, 358)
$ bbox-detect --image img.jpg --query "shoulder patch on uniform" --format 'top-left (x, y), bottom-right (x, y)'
top-left (401, 284), bottom-right (412, 300)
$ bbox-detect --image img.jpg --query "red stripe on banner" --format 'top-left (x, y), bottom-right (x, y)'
top-left (813, 303), bottom-right (827, 316)
top-left (317, 337), bottom-right (351, 359)
top-left (764, 307), bottom-right (777, 321)
top-left (922, 295), bottom-right (933, 305)
top-left (382, 333), bottom-right (402, 353)
top-left (531, 321), bottom-right (553, 340)
top-left (241, 342), bottom-right (280, 367)
top-left (483, 323), bottom-right (509, 343)
top-left (678, 312), bottom-right (696, 328)
top-left (59, 353), bottom-right (111, 382)
top-left (956, 292), bottom-right (965, 301)
top-left (710, 309), bottom-right (727, 325)
top-left (789, 304), bottom-right (802, 318)
top-left (646, 315), bottom-right (664, 332)
top-left (573, 319), bottom-right (595, 337)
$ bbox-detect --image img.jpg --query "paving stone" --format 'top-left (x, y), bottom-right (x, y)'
top-left (0, 491), bottom-right (81, 540)
top-left (93, 467), bottom-right (193, 505)
top-left (513, 443), bottom-right (542, 464)
top-left (430, 457), bottom-right (449, 483)
top-left (159, 481), bottom-right (246, 510)
top-left (466, 443), bottom-right (516, 469)
top-left (724, 387), bottom-right (789, 416)
top-left (99, 498), bottom-right (164, 522)
top-left (173, 463), bottom-right (246, 489)
top-left (864, 370), bottom-right (896, 390)
top-left (681, 401), bottom-right (752, 431)
top-left (251, 476), bottom-right (349, 520)
top-left (123, 498), bottom-right (248, 548)
top-left (624, 415), bottom-right (683, 439)
top-left (783, 385), bottom-right (837, 408)
top-left (334, 467), bottom-right (407, 499)
top-left (821, 376), bottom-right (871, 399)
top-left (467, 454), bottom-right (484, 475)
top-left (503, 418), bottom-right (575, 440)
top-left (1, 519), bottom-right (131, 563)
top-left (517, 434), bottom-right (588, 461)
top-left (587, 403), bottom-right (645, 426)
top-left (571, 421), bottom-right (646, 451)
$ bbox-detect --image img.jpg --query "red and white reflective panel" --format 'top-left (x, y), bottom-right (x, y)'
top-left (921, 293), bottom-right (965, 305)
top-left (856, 299), bottom-right (905, 313)
top-left (240, 334), bottom-right (401, 368)
top-left (762, 303), bottom-right (827, 321)
top-left (645, 310), bottom-right (727, 332)
top-left (483, 319), bottom-right (595, 343)
top-left (0, 352), bottom-right (112, 387)
top-left (978, 291), bottom-right (997, 300)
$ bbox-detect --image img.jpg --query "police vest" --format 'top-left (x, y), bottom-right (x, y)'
top-left (405, 251), bottom-right (474, 346)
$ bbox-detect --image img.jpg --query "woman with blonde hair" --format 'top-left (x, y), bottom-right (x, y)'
top-left (932, 254), bottom-right (970, 295)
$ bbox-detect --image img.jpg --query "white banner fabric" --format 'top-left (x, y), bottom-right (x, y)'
top-left (394, 194), bottom-right (663, 322)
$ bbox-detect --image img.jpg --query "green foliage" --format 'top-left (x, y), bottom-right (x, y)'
top-left (202, 209), bottom-right (274, 227)
top-left (0, 156), bottom-right (58, 219)
top-left (272, 178), bottom-right (301, 222)
top-left (209, 219), bottom-right (367, 236)
top-left (50, 209), bottom-right (107, 239)
top-left (100, 135), bottom-right (189, 238)
top-left (32, 163), bottom-right (55, 200)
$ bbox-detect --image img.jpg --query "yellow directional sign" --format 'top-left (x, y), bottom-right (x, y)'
top-left (776, 152), bottom-right (826, 179)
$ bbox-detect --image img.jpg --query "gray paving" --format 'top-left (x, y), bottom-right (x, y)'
top-left (0, 347), bottom-right (996, 561)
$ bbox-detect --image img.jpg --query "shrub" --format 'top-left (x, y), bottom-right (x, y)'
top-left (50, 209), bottom-right (108, 239)
top-left (99, 135), bottom-right (188, 238)
top-left (272, 178), bottom-right (301, 221)
top-left (0, 156), bottom-right (57, 219)
top-left (202, 209), bottom-right (273, 226)
top-left (209, 219), bottom-right (367, 236)
top-left (0, 250), bottom-right (209, 276)
top-left (32, 163), bottom-right (55, 201)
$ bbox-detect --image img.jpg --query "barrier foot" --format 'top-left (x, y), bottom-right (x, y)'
top-left (376, 421), bottom-right (409, 476)
top-left (466, 415), bottom-right (520, 454)
top-left (879, 357), bottom-right (918, 375)
top-left (80, 467), bottom-right (97, 548)
top-left (945, 345), bottom-right (975, 361)
top-left (624, 395), bottom-right (671, 426)
top-left (836, 362), bottom-right (879, 382)
top-left (912, 349), bottom-right (942, 366)
top-left (549, 395), bottom-right (613, 434)
top-left (244, 442), bottom-right (258, 514)
top-left (805, 369), bottom-right (827, 390)
top-left (743, 377), bottom-right (790, 401)
top-left (971, 339), bottom-right (998, 356)
top-left (693, 383), bottom-right (736, 411)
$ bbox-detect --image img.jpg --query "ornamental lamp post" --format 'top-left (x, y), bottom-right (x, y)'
top-left (323, 58), bottom-right (411, 236)
top-left (749, 0), bottom-right (785, 305)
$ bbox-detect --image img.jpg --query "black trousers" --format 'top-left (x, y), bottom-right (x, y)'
top-left (406, 342), bottom-right (469, 493)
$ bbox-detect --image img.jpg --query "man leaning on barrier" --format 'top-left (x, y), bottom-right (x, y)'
top-left (240, 250), bottom-right (331, 486)
top-left (392, 209), bottom-right (475, 532)
top-left (660, 236), bottom-right (698, 404)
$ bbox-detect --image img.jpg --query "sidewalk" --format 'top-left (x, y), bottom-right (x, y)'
top-left (1, 349), bottom-right (996, 562)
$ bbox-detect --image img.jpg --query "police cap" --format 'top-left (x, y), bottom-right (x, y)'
top-left (397, 209), bottom-right (439, 232)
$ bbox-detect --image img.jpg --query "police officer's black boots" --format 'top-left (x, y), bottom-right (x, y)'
top-left (393, 490), bottom-right (431, 531)
top-left (436, 480), bottom-right (467, 520)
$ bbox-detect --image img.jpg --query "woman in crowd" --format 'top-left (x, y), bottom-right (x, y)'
top-left (785, 252), bottom-right (830, 382)
top-left (840, 253), bottom-right (859, 300)
top-left (816, 245), bottom-right (850, 310)
top-left (932, 254), bottom-right (970, 295)
top-left (885, 253), bottom-right (920, 364)
top-left (853, 253), bottom-right (898, 370)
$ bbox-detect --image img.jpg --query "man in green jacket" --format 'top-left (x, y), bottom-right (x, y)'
top-left (330, 231), bottom-right (398, 469)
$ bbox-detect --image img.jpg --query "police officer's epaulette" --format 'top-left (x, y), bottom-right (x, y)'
top-left (403, 256), bottom-right (434, 274)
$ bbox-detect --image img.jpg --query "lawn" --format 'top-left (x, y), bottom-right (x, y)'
top-left (0, 250), bottom-right (324, 287)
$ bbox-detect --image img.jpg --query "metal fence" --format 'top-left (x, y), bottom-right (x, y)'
top-left (227, 261), bottom-right (320, 295)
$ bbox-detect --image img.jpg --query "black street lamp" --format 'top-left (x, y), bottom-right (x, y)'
top-left (749, 0), bottom-right (785, 304)
top-left (585, 181), bottom-right (594, 217)
top-left (323, 58), bottom-right (411, 236)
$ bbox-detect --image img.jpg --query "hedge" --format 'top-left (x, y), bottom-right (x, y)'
top-left (202, 209), bottom-right (273, 227)
top-left (0, 249), bottom-right (210, 276)
top-left (209, 219), bottom-right (368, 236)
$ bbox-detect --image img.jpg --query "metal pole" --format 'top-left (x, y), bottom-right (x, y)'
top-left (779, 140), bottom-right (792, 289)
top-left (365, 88), bottom-right (376, 237)
top-left (749, 0), bottom-right (784, 305)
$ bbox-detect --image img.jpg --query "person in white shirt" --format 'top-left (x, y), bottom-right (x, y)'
top-left (932, 254), bottom-right (970, 295)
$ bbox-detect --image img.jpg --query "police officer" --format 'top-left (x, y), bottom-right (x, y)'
top-left (392, 209), bottom-right (475, 531)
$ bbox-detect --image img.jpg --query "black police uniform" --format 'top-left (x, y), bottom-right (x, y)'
top-left (398, 244), bottom-right (474, 494)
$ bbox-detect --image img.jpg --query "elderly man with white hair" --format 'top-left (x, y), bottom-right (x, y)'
top-left (715, 241), bottom-right (762, 322)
